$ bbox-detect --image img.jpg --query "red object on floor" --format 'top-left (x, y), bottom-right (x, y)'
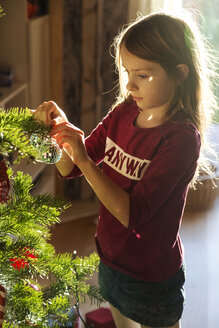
top-left (85, 308), bottom-right (116, 328)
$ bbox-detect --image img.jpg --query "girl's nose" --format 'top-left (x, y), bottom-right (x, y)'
top-left (126, 78), bottom-right (137, 91)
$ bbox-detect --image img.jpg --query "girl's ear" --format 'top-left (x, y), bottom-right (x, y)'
top-left (176, 64), bottom-right (189, 85)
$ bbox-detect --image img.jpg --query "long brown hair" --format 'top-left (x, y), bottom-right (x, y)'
top-left (112, 11), bottom-right (218, 185)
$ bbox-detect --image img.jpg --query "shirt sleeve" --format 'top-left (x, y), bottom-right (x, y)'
top-left (128, 123), bottom-right (201, 229)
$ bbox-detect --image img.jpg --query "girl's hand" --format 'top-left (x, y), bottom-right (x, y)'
top-left (51, 122), bottom-right (88, 167)
top-left (32, 101), bottom-right (68, 126)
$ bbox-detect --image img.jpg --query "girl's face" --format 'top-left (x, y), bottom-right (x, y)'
top-left (120, 44), bottom-right (176, 113)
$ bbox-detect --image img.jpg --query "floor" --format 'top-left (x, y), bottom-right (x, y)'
top-left (51, 191), bottom-right (219, 328)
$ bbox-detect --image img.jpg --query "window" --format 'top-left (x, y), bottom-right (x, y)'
top-left (183, 0), bottom-right (219, 54)
top-left (183, 0), bottom-right (219, 122)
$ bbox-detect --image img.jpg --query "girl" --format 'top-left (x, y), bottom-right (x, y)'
top-left (34, 11), bottom-right (217, 328)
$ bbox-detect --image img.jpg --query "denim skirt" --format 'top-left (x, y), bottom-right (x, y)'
top-left (98, 261), bottom-right (185, 327)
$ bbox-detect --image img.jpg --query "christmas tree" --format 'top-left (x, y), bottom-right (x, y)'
top-left (0, 107), bottom-right (102, 328)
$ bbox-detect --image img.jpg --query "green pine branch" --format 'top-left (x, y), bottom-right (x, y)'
top-left (0, 107), bottom-right (51, 162)
top-left (0, 169), bottom-right (101, 327)
top-left (0, 106), bottom-right (102, 327)
top-left (0, 4), bottom-right (5, 18)
top-left (86, 285), bottom-right (105, 306)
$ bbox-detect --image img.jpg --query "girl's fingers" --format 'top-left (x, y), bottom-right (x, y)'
top-left (53, 128), bottom-right (84, 150)
top-left (56, 135), bottom-right (72, 148)
top-left (47, 101), bottom-right (68, 122)
top-left (51, 122), bottom-right (84, 136)
top-left (34, 103), bottom-right (50, 124)
top-left (42, 101), bottom-right (57, 124)
top-left (55, 131), bottom-right (83, 146)
top-left (55, 133), bottom-right (88, 165)
top-left (33, 101), bottom-right (68, 126)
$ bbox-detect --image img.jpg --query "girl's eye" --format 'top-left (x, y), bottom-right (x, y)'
top-left (138, 74), bottom-right (148, 79)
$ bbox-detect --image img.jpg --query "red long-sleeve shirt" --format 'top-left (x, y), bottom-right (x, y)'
top-left (64, 102), bottom-right (201, 281)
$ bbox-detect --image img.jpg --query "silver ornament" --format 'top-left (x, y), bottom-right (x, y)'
top-left (30, 134), bottom-right (62, 164)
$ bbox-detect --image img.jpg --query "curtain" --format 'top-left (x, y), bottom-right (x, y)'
top-left (61, 0), bottom-right (128, 200)
top-left (62, 0), bottom-right (82, 199)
